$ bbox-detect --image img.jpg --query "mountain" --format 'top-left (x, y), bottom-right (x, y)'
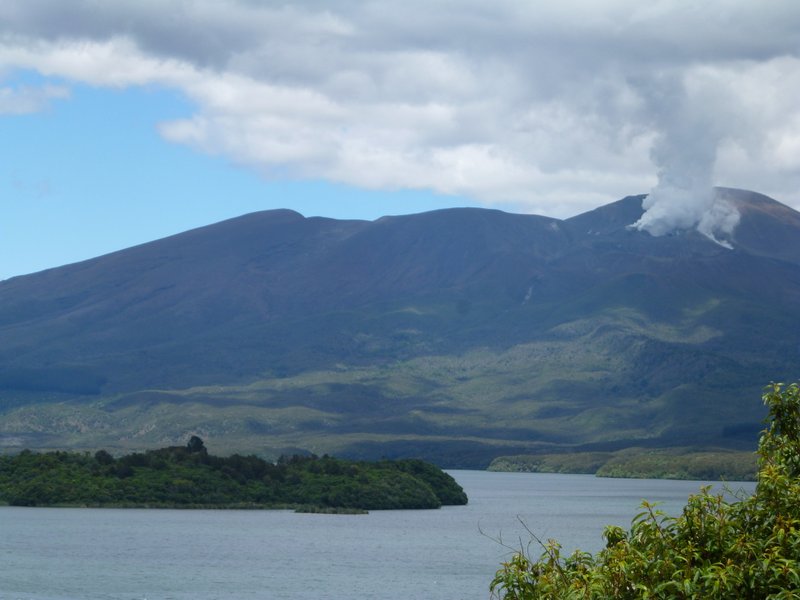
top-left (1, 188), bottom-right (799, 467)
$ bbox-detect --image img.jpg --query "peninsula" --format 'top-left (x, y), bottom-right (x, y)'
top-left (0, 437), bottom-right (467, 511)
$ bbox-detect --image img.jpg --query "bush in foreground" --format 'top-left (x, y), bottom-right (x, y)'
top-left (491, 383), bottom-right (800, 599)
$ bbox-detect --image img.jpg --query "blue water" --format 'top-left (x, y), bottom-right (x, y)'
top-left (0, 471), bottom-right (754, 599)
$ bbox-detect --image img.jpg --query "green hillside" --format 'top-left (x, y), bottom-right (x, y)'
top-left (0, 306), bottom-right (770, 466)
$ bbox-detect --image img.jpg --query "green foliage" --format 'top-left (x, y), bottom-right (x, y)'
top-left (489, 449), bottom-right (757, 481)
top-left (0, 440), bottom-right (467, 511)
top-left (186, 435), bottom-right (206, 454)
top-left (488, 453), bottom-right (614, 475)
top-left (0, 305), bottom-right (773, 470)
top-left (490, 383), bottom-right (800, 599)
top-left (595, 449), bottom-right (757, 481)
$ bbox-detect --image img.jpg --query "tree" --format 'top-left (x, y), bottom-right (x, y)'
top-left (94, 449), bottom-right (115, 465)
top-left (491, 382), bottom-right (800, 599)
top-left (186, 435), bottom-right (206, 454)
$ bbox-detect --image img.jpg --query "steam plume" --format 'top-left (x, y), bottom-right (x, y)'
top-left (630, 74), bottom-right (740, 248)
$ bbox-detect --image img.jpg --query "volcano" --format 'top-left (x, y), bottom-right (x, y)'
top-left (1, 187), bottom-right (798, 466)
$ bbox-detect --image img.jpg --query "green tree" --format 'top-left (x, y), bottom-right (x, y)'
top-left (0, 440), bottom-right (467, 510)
top-left (187, 435), bottom-right (206, 454)
top-left (491, 382), bottom-right (800, 599)
top-left (94, 449), bottom-right (115, 465)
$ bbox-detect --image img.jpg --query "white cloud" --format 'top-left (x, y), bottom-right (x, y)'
top-left (0, 1), bottom-right (799, 218)
top-left (0, 37), bottom-right (196, 88)
top-left (0, 82), bottom-right (68, 114)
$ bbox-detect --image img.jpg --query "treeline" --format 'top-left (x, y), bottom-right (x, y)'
top-left (488, 448), bottom-right (757, 481)
top-left (0, 437), bottom-right (467, 511)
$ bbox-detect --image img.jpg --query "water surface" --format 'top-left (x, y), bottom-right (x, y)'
top-left (0, 471), bottom-right (754, 600)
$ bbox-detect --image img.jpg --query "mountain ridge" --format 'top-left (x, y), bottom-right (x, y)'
top-left (1, 188), bottom-right (799, 467)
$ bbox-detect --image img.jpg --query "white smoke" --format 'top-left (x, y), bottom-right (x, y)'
top-left (695, 192), bottom-right (740, 249)
top-left (635, 186), bottom-right (740, 249)
top-left (630, 73), bottom-right (740, 248)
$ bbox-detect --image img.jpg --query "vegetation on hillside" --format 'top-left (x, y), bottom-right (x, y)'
top-left (491, 383), bottom-right (800, 598)
top-left (0, 437), bottom-right (467, 511)
top-left (0, 323), bottom-right (770, 470)
top-left (595, 449), bottom-right (756, 481)
top-left (488, 448), bottom-right (757, 481)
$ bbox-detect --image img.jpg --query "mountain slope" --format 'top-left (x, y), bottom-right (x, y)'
top-left (1, 188), bottom-right (799, 466)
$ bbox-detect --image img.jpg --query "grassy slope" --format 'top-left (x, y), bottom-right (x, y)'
top-left (488, 448), bottom-right (757, 481)
top-left (0, 299), bottom-right (771, 468)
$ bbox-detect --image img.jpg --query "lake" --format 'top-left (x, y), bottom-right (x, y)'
top-left (0, 471), bottom-right (754, 600)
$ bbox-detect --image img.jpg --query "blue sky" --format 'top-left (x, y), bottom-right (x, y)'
top-left (2, 1), bottom-right (799, 280)
top-left (1, 73), bottom-right (480, 280)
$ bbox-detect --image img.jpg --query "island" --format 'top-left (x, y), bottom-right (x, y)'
top-left (0, 437), bottom-right (467, 512)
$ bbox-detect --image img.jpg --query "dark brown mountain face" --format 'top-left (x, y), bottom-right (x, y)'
top-left (1, 188), bottom-right (798, 466)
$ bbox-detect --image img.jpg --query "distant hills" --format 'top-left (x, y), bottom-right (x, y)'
top-left (1, 187), bottom-right (799, 467)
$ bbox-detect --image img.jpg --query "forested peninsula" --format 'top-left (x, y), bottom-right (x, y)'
top-left (0, 437), bottom-right (467, 511)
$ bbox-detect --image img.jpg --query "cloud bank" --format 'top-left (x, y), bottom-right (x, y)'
top-left (1, 1), bottom-right (799, 223)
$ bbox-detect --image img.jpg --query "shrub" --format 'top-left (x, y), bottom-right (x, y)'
top-left (491, 383), bottom-right (800, 599)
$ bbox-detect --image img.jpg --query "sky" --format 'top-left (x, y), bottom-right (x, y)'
top-left (1, 1), bottom-right (800, 280)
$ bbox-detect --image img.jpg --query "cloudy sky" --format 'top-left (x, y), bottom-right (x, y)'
top-left (2, 1), bottom-right (799, 279)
